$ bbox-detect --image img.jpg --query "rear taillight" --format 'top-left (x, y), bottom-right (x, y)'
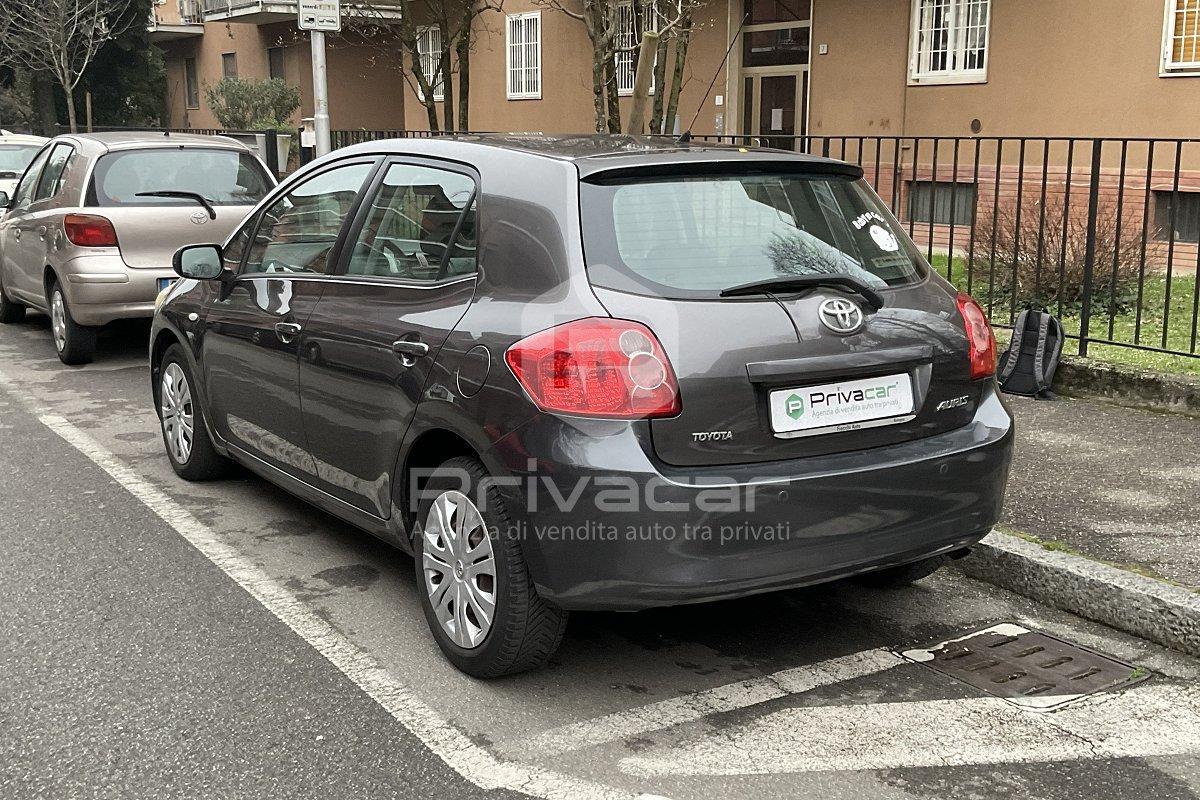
top-left (63, 214), bottom-right (119, 248)
top-left (505, 317), bottom-right (682, 419)
top-left (957, 292), bottom-right (996, 380)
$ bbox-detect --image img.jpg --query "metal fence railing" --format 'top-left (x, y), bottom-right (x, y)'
top-left (81, 125), bottom-right (1200, 362)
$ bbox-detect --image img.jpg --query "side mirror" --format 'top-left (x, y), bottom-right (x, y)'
top-left (0, 191), bottom-right (10, 209)
top-left (173, 244), bottom-right (225, 280)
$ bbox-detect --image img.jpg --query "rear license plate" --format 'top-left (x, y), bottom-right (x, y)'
top-left (157, 278), bottom-right (175, 293)
top-left (769, 372), bottom-right (915, 438)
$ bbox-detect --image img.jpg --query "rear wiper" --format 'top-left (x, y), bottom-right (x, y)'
top-left (719, 274), bottom-right (885, 310)
top-left (135, 190), bottom-right (216, 220)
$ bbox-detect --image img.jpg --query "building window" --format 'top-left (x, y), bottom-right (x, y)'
top-left (1154, 190), bottom-right (1200, 243)
top-left (506, 12), bottom-right (541, 100)
top-left (417, 26), bottom-right (445, 101)
top-left (1163, 0), bottom-right (1200, 74)
top-left (268, 47), bottom-right (285, 81)
top-left (908, 180), bottom-right (978, 225)
top-left (221, 52), bottom-right (238, 79)
top-left (908, 0), bottom-right (991, 85)
top-left (744, 0), bottom-right (810, 25)
top-left (184, 57), bottom-right (200, 109)
top-left (616, 2), bottom-right (658, 96)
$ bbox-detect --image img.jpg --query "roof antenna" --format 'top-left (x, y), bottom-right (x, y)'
top-left (677, 12), bottom-right (749, 146)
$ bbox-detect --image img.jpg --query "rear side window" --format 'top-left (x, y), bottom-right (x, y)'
top-left (90, 147), bottom-right (272, 208)
top-left (344, 163), bottom-right (477, 281)
top-left (581, 172), bottom-right (926, 299)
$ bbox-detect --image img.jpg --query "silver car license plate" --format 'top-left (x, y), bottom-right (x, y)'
top-left (769, 372), bottom-right (916, 438)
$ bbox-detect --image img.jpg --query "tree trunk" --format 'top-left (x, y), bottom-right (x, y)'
top-left (589, 26), bottom-right (607, 132)
top-left (648, 31), bottom-right (670, 134)
top-left (440, 43), bottom-right (455, 132)
top-left (64, 83), bottom-right (78, 133)
top-left (604, 60), bottom-right (621, 134)
top-left (31, 72), bottom-right (58, 136)
top-left (456, 20), bottom-right (471, 131)
top-left (664, 10), bottom-right (693, 137)
top-left (625, 31), bottom-right (658, 135)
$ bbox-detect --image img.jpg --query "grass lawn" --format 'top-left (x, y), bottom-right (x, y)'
top-left (931, 255), bottom-right (1200, 377)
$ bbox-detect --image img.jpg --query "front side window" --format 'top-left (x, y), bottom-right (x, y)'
top-left (345, 163), bottom-right (476, 280)
top-left (244, 162), bottom-right (375, 276)
top-left (908, 0), bottom-right (991, 85)
top-left (91, 148), bottom-right (272, 208)
top-left (581, 172), bottom-right (926, 299)
top-left (506, 12), bottom-right (541, 99)
top-left (11, 146), bottom-right (51, 210)
top-left (1164, 0), bottom-right (1200, 73)
top-left (417, 26), bottom-right (445, 101)
top-left (33, 144), bottom-right (74, 202)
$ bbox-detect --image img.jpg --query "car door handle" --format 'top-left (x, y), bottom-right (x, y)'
top-left (274, 322), bottom-right (302, 343)
top-left (12, 228), bottom-right (19, 241)
top-left (392, 338), bottom-right (429, 367)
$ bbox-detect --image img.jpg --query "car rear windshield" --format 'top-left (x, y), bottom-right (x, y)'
top-left (89, 147), bottom-right (272, 208)
top-left (580, 171), bottom-right (926, 299)
top-left (0, 144), bottom-right (41, 176)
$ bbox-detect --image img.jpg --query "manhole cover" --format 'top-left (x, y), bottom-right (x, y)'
top-left (900, 623), bottom-right (1149, 711)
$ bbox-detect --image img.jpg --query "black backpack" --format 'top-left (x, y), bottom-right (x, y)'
top-left (997, 309), bottom-right (1064, 400)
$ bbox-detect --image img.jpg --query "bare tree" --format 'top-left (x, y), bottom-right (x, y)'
top-left (342, 0), bottom-right (502, 132)
top-left (538, 0), bottom-right (701, 135)
top-left (0, 0), bottom-right (136, 132)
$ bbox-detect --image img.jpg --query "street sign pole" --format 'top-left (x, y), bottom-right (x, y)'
top-left (298, 0), bottom-right (341, 157)
top-left (310, 30), bottom-right (331, 156)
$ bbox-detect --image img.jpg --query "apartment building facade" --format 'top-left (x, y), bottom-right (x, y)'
top-left (151, 1), bottom-right (1200, 260)
top-left (151, 1), bottom-right (1200, 139)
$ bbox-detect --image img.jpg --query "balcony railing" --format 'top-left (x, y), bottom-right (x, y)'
top-left (200, 0), bottom-right (402, 19)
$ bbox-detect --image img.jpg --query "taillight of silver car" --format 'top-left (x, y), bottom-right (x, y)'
top-left (63, 214), bottom-right (119, 248)
top-left (956, 292), bottom-right (997, 380)
top-left (504, 317), bottom-right (682, 419)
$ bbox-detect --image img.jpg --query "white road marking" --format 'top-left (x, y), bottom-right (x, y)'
top-left (524, 648), bottom-right (906, 755)
top-left (619, 682), bottom-right (1200, 776)
top-left (0, 377), bottom-right (642, 800)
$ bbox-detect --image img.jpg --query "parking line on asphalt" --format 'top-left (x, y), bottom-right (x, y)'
top-left (0, 375), bottom-right (644, 800)
top-left (523, 647), bottom-right (906, 756)
top-left (618, 682), bottom-right (1200, 776)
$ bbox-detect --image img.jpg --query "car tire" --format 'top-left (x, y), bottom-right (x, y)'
top-left (158, 344), bottom-right (227, 481)
top-left (0, 277), bottom-right (26, 324)
top-left (413, 456), bottom-right (568, 677)
top-left (854, 555), bottom-right (949, 589)
top-left (49, 280), bottom-right (97, 365)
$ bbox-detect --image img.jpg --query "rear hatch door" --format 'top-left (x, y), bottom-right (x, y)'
top-left (85, 144), bottom-right (274, 268)
top-left (580, 161), bottom-right (981, 468)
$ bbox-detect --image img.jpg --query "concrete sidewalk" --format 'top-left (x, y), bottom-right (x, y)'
top-left (1002, 393), bottom-right (1200, 588)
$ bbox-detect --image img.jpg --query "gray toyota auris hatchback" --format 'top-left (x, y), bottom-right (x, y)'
top-left (151, 135), bottom-right (1013, 677)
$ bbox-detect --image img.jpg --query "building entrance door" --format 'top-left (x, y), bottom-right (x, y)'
top-left (741, 69), bottom-right (808, 150)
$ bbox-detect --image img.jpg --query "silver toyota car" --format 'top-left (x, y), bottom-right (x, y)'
top-left (0, 132), bottom-right (275, 364)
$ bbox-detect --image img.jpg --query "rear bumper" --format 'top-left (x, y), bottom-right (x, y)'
top-left (487, 385), bottom-right (1014, 611)
top-left (59, 255), bottom-right (174, 325)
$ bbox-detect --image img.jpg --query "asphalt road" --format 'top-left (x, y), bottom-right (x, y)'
top-left (3, 315), bottom-right (1200, 800)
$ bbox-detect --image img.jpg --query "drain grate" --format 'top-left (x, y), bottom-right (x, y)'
top-left (900, 623), bottom-right (1149, 711)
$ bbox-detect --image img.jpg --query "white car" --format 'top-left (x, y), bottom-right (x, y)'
top-left (0, 132), bottom-right (48, 198)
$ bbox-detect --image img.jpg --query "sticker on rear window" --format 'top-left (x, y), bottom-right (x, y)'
top-left (869, 224), bottom-right (900, 253)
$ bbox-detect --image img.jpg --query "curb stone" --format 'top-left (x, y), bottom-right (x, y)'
top-left (1053, 355), bottom-right (1200, 417)
top-left (956, 530), bottom-right (1200, 658)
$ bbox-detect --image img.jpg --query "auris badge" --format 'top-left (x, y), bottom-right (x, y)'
top-left (818, 297), bottom-right (864, 335)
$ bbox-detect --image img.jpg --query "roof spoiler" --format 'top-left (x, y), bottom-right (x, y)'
top-left (579, 159), bottom-right (865, 184)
